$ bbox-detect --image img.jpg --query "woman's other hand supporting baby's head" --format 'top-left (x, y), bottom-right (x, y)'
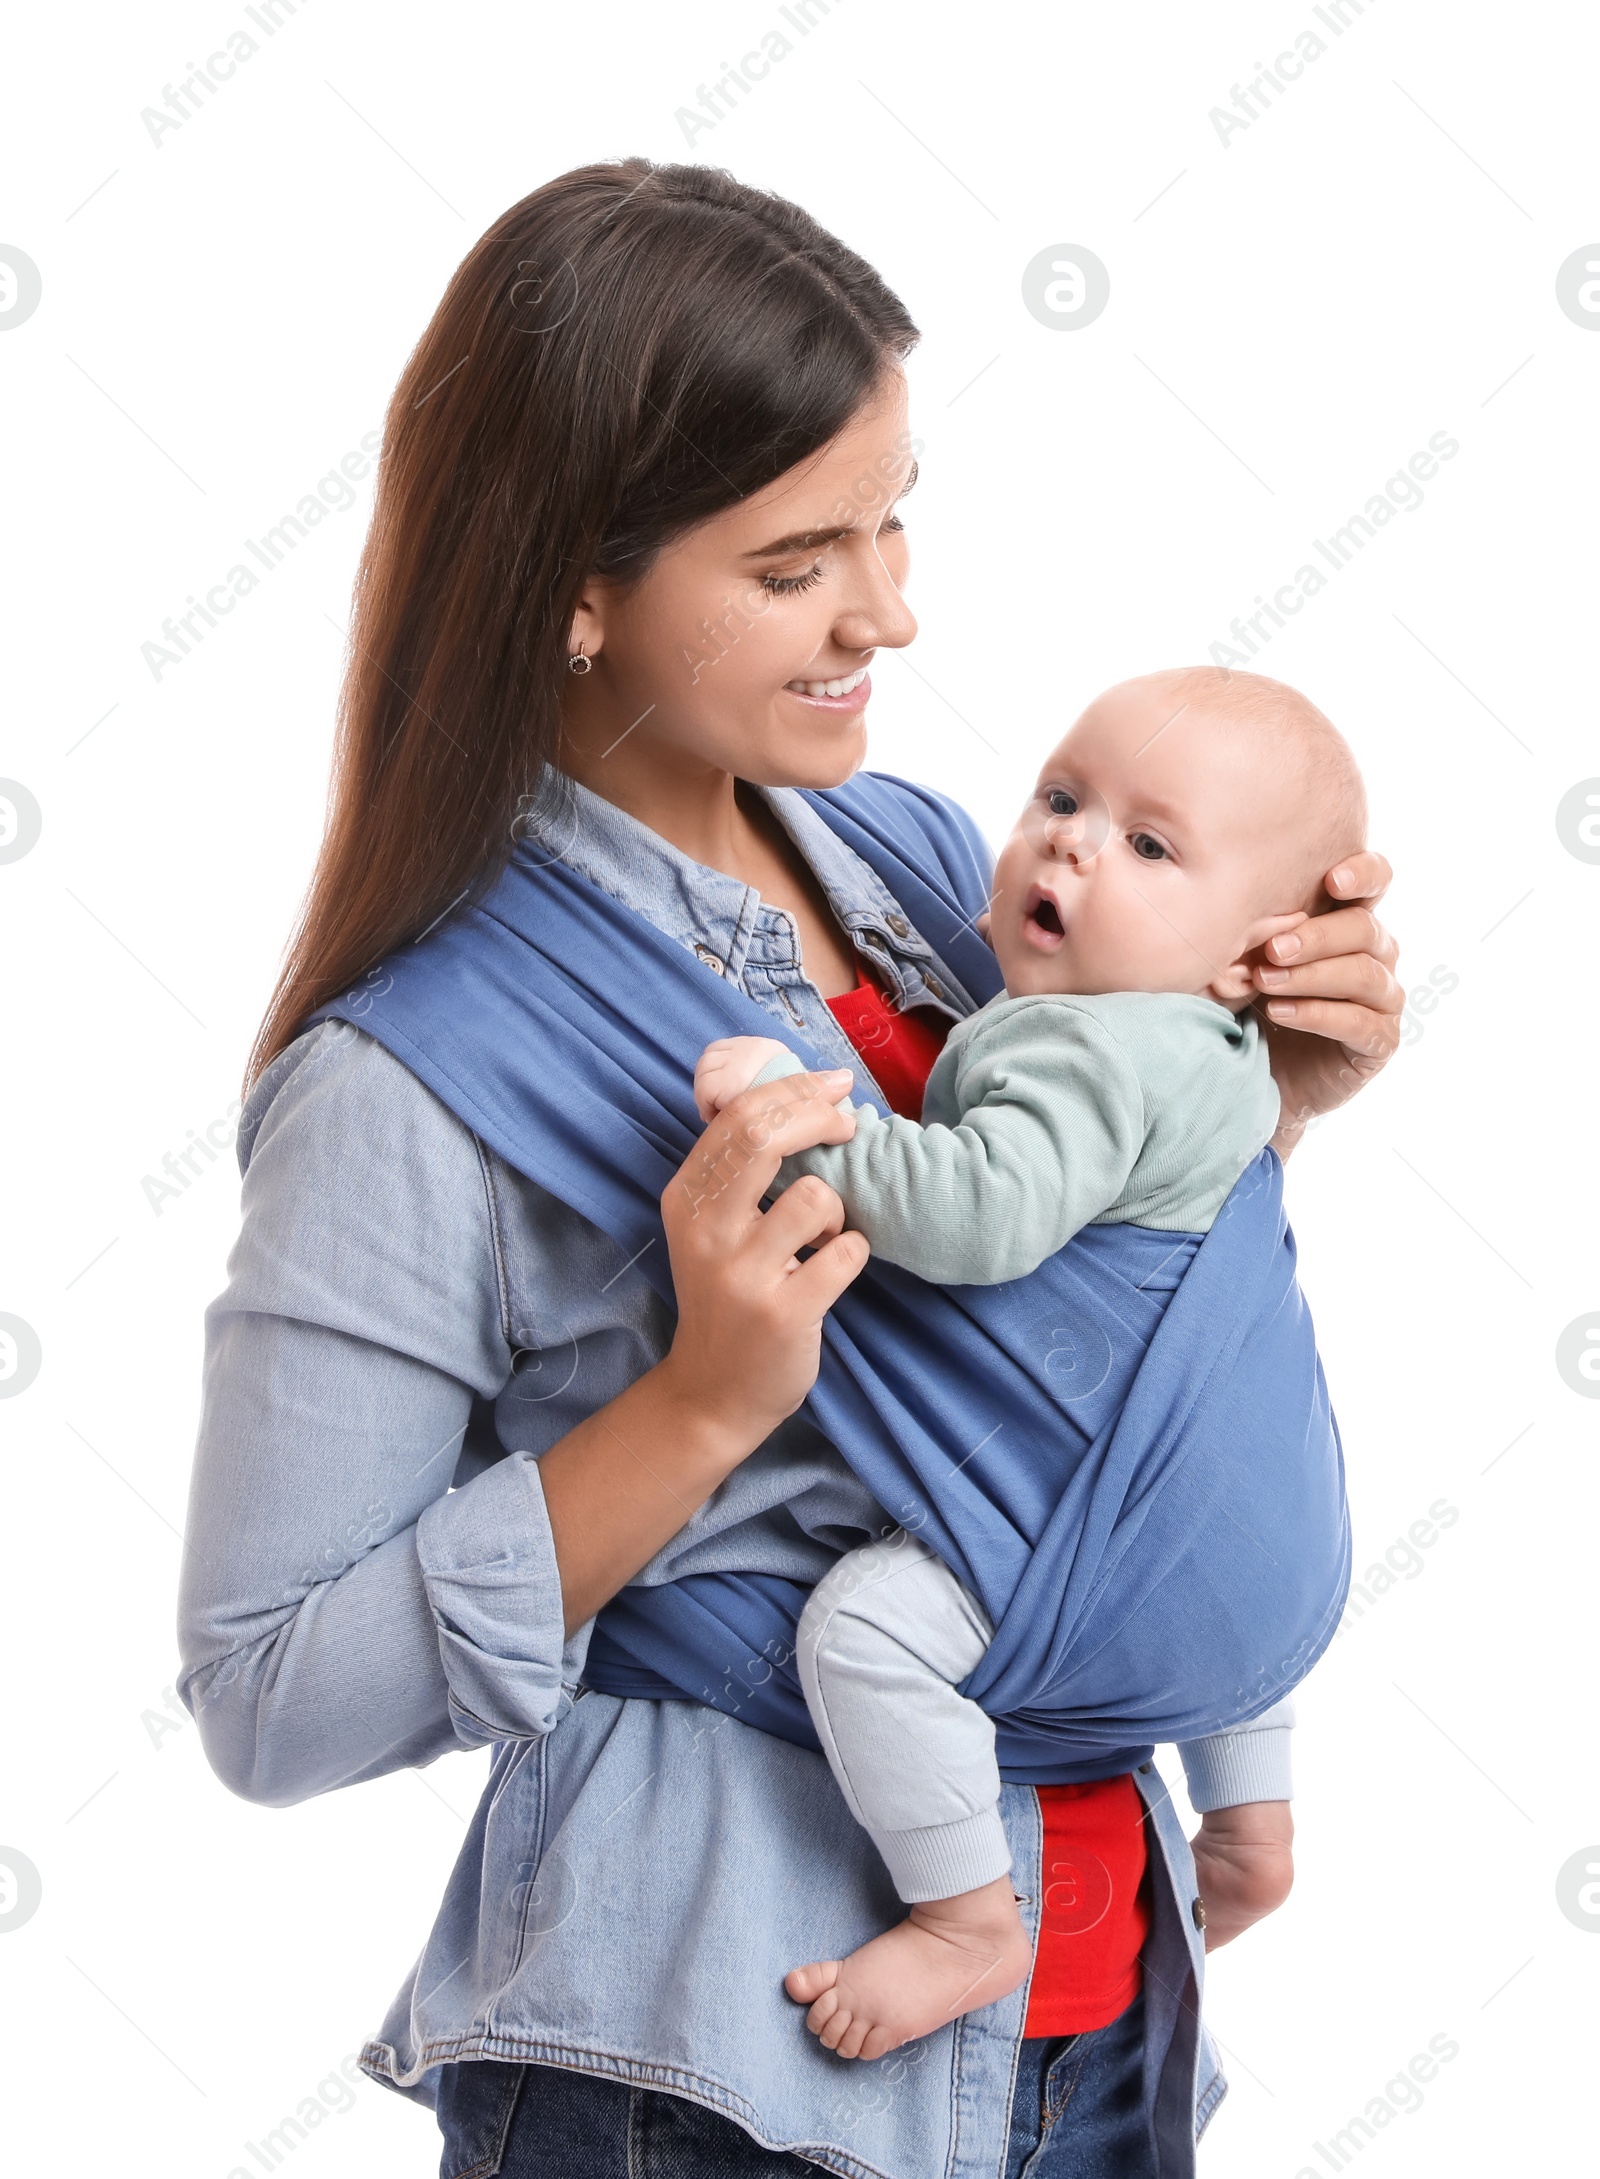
top-left (989, 666), bottom-right (1368, 1010)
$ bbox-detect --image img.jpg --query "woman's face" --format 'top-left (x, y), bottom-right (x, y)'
top-left (564, 372), bottom-right (919, 791)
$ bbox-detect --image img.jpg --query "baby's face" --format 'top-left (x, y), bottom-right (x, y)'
top-left (989, 683), bottom-right (1307, 1003)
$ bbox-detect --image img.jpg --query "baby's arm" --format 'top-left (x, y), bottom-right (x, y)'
top-left (769, 1003), bottom-right (1146, 1286)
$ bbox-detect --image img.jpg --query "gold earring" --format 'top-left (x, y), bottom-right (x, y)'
top-left (567, 645), bottom-right (593, 676)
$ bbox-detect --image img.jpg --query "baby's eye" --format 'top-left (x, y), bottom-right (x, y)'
top-left (1130, 832), bottom-right (1169, 861)
top-left (1046, 789), bottom-right (1079, 817)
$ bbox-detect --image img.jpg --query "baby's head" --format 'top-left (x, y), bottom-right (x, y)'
top-left (989, 668), bottom-right (1367, 1006)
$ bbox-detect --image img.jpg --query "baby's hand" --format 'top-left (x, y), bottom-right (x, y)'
top-left (693, 1036), bottom-right (811, 1122)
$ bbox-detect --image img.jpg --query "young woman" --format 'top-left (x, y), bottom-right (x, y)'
top-left (179, 162), bottom-right (1402, 2179)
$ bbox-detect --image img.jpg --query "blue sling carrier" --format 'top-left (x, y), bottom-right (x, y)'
top-left (318, 773), bottom-right (1350, 1785)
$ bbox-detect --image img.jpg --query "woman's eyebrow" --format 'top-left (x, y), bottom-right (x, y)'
top-left (742, 463), bottom-right (917, 557)
top-left (741, 523), bottom-right (855, 558)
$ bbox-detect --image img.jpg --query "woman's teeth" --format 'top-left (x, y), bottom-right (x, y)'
top-left (787, 666), bottom-right (869, 698)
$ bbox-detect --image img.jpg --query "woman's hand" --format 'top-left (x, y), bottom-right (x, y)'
top-left (1254, 851), bottom-right (1404, 1155)
top-left (1190, 1802), bottom-right (1294, 1950)
top-left (540, 1070), bottom-right (869, 1635)
top-left (660, 1068), bottom-right (867, 1444)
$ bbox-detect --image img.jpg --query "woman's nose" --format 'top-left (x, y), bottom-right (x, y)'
top-left (833, 561), bottom-right (918, 656)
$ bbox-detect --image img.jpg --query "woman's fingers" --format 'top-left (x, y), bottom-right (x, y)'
top-left (1260, 998), bottom-right (1399, 1061)
top-left (659, 1076), bottom-right (869, 1447)
top-left (669, 1073), bottom-right (854, 1230)
top-left (1324, 848), bottom-right (1393, 905)
top-left (1254, 896), bottom-right (1405, 1061)
top-left (1256, 947), bottom-right (1402, 1013)
top-left (1260, 848), bottom-right (1405, 1134)
top-left (789, 1227), bottom-right (872, 1314)
top-left (1262, 901), bottom-right (1399, 971)
top-left (759, 1172), bottom-right (849, 1261)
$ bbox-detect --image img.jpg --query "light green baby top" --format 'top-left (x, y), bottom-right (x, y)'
top-left (758, 991), bottom-right (1282, 1286)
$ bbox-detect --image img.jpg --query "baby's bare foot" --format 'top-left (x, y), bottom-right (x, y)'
top-left (783, 1874), bottom-right (1031, 2061)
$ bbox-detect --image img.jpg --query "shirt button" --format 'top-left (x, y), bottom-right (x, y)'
top-left (1192, 1896), bottom-right (1208, 1930)
top-left (693, 943), bottom-right (726, 976)
top-left (925, 975), bottom-right (947, 1000)
top-left (1138, 1761), bottom-right (1154, 1775)
top-left (886, 913), bottom-right (910, 937)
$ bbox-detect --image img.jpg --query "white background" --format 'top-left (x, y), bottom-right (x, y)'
top-left (2, 2), bottom-right (1596, 2172)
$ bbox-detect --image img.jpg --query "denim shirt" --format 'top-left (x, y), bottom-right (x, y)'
top-left (179, 775), bottom-right (1291, 2179)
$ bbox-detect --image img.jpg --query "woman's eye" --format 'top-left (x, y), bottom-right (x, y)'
top-left (761, 561), bottom-right (825, 596)
top-left (883, 512), bottom-right (904, 534)
top-left (1130, 832), bottom-right (1168, 861)
top-left (1046, 789), bottom-right (1079, 817)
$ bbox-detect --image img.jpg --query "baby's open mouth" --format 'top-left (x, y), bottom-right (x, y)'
top-left (1023, 887), bottom-right (1065, 944)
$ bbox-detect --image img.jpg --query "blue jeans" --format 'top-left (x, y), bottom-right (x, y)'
top-left (435, 1994), bottom-right (1154, 2178)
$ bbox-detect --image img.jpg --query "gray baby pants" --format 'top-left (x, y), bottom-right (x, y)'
top-left (797, 1529), bottom-right (1301, 1905)
top-left (795, 1528), bottom-right (1010, 1904)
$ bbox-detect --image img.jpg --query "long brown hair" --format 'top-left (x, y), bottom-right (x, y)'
top-left (249, 159), bottom-right (919, 1084)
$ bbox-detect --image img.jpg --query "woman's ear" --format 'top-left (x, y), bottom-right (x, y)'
top-left (566, 584), bottom-right (608, 667)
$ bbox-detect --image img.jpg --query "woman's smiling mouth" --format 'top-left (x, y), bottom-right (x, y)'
top-left (783, 664), bottom-right (872, 711)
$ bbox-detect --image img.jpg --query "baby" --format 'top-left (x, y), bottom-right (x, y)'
top-left (693, 667), bottom-right (1367, 2061)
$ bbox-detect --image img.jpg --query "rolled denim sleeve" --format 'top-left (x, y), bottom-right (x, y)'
top-left (178, 1022), bottom-right (584, 1808)
top-left (1176, 1697), bottom-right (1296, 1812)
top-left (416, 1447), bottom-right (588, 1744)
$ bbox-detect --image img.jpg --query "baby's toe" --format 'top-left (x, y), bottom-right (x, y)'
top-left (816, 2001), bottom-right (856, 2052)
top-left (784, 1959), bottom-right (839, 2005)
top-left (859, 2022), bottom-right (904, 2063)
top-left (833, 2013), bottom-right (876, 2061)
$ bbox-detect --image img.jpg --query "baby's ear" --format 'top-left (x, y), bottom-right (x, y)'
top-left (1206, 956), bottom-right (1257, 1007)
top-left (1208, 911), bottom-right (1308, 1008)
